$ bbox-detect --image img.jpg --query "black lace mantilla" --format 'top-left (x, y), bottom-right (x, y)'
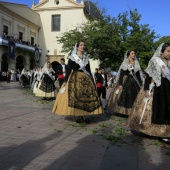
top-left (68, 72), bottom-right (101, 112)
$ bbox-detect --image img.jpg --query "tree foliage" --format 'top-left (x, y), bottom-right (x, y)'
top-left (57, 8), bottom-right (159, 69)
top-left (154, 36), bottom-right (170, 49)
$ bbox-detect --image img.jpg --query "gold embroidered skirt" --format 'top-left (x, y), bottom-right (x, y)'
top-left (52, 71), bottom-right (103, 116)
top-left (127, 87), bottom-right (170, 137)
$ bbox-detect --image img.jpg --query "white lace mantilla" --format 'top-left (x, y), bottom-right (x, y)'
top-left (145, 57), bottom-right (166, 87)
top-left (114, 57), bottom-right (142, 84)
top-left (69, 53), bottom-right (89, 67)
top-left (145, 43), bottom-right (170, 87)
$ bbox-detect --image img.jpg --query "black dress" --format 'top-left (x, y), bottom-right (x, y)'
top-left (107, 68), bottom-right (142, 115)
top-left (118, 69), bottom-right (142, 108)
top-left (144, 73), bottom-right (170, 125)
top-left (39, 69), bottom-right (55, 94)
top-left (36, 69), bottom-right (56, 98)
top-left (20, 74), bottom-right (29, 87)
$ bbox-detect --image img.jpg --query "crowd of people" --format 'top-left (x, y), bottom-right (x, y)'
top-left (3, 33), bottom-right (39, 47)
top-left (52, 41), bottom-right (170, 143)
top-left (3, 40), bottom-right (170, 142)
top-left (3, 68), bottom-right (21, 83)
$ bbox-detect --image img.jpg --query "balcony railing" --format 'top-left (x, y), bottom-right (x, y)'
top-left (0, 36), bottom-right (42, 54)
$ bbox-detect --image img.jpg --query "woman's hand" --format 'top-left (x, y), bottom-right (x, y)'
top-left (145, 90), bottom-right (150, 98)
top-left (62, 82), bottom-right (66, 86)
top-left (118, 85), bottom-right (123, 90)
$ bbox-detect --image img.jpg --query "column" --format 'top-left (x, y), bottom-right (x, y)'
top-left (8, 59), bottom-right (16, 70)
top-left (25, 55), bottom-right (30, 70)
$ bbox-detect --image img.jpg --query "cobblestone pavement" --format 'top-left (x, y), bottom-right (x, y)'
top-left (0, 82), bottom-right (170, 170)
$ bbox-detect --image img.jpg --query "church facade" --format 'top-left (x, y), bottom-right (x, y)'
top-left (0, 0), bottom-right (100, 77)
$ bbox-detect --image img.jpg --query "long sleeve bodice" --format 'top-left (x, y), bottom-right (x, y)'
top-left (64, 59), bottom-right (92, 82)
top-left (119, 69), bottom-right (142, 86)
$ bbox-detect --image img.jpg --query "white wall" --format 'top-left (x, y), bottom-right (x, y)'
top-left (35, 0), bottom-right (100, 72)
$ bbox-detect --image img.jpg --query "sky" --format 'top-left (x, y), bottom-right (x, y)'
top-left (1, 0), bottom-right (169, 38)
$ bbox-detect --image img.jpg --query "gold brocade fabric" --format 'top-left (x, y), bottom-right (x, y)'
top-left (127, 87), bottom-right (170, 137)
top-left (52, 71), bottom-right (103, 116)
top-left (107, 75), bottom-right (135, 115)
top-left (107, 83), bottom-right (131, 115)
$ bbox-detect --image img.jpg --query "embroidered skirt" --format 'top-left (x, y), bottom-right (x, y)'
top-left (52, 71), bottom-right (103, 116)
top-left (107, 75), bottom-right (140, 115)
top-left (127, 86), bottom-right (170, 137)
top-left (36, 74), bottom-right (56, 98)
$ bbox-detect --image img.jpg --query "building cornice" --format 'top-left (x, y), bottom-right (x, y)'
top-left (0, 4), bottom-right (40, 30)
top-left (32, 0), bottom-right (84, 10)
top-left (66, 0), bottom-right (83, 6)
top-left (32, 0), bottom-right (49, 10)
top-left (34, 5), bottom-right (84, 12)
top-left (0, 1), bottom-right (27, 7)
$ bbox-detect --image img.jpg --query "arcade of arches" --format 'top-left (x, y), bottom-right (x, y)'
top-left (0, 53), bottom-right (37, 72)
top-left (0, 54), bottom-right (64, 72)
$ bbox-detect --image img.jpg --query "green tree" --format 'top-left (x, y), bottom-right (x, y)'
top-left (57, 17), bottom-right (121, 66)
top-left (57, 8), bottom-right (158, 69)
top-left (154, 36), bottom-right (170, 49)
top-left (113, 9), bottom-right (158, 69)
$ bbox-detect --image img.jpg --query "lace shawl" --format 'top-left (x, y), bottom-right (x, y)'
top-left (68, 43), bottom-right (90, 67)
top-left (114, 51), bottom-right (142, 84)
top-left (145, 43), bottom-right (170, 87)
top-left (69, 53), bottom-right (89, 67)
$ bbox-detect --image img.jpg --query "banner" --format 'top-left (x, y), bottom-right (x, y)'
top-left (8, 41), bottom-right (16, 59)
top-left (35, 48), bottom-right (40, 63)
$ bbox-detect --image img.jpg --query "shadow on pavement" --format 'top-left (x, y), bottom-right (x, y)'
top-left (0, 133), bottom-right (62, 170)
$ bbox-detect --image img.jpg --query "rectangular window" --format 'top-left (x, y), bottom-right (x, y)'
top-left (52, 15), bottom-right (60, 31)
top-left (31, 37), bottom-right (34, 45)
top-left (19, 31), bottom-right (23, 41)
top-left (3, 25), bottom-right (8, 36)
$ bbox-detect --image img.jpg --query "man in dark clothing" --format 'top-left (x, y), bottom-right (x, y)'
top-left (96, 67), bottom-right (108, 110)
top-left (56, 58), bottom-right (67, 87)
top-left (94, 68), bottom-right (99, 84)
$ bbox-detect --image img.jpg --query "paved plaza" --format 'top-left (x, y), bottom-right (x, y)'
top-left (0, 82), bottom-right (170, 170)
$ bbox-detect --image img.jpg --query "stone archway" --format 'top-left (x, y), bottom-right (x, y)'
top-left (16, 55), bottom-right (25, 71)
top-left (47, 55), bottom-right (65, 71)
top-left (1, 53), bottom-right (8, 72)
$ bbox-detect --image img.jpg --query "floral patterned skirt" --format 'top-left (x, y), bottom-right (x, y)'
top-left (52, 71), bottom-right (103, 116)
top-left (127, 86), bottom-right (170, 137)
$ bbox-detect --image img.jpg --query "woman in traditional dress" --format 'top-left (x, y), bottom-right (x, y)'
top-left (107, 50), bottom-right (143, 115)
top-left (128, 43), bottom-right (170, 141)
top-left (31, 68), bottom-right (37, 90)
top-left (52, 40), bottom-right (103, 123)
top-left (36, 61), bottom-right (55, 99)
top-left (20, 69), bottom-right (29, 87)
top-left (33, 67), bottom-right (42, 94)
top-left (10, 69), bottom-right (16, 82)
top-left (16, 69), bottom-right (21, 82)
top-left (6, 69), bottom-right (11, 84)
